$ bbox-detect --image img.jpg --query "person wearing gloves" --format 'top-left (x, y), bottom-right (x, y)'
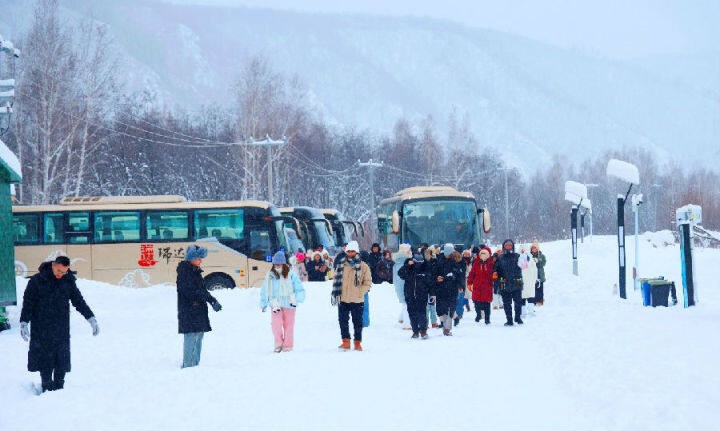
top-left (393, 243), bottom-right (413, 329)
top-left (331, 240), bottom-right (372, 351)
top-left (177, 244), bottom-right (222, 368)
top-left (433, 243), bottom-right (464, 336)
top-left (467, 246), bottom-right (494, 324)
top-left (260, 251), bottom-right (306, 353)
top-left (19, 256), bottom-right (99, 393)
top-left (494, 239), bottom-right (524, 326)
top-left (398, 252), bottom-right (433, 339)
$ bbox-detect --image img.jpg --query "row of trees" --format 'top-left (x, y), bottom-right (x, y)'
top-left (4, 0), bottom-right (719, 245)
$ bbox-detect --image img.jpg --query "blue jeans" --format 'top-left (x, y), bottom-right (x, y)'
top-left (362, 293), bottom-right (370, 327)
top-left (182, 332), bottom-right (204, 368)
top-left (426, 303), bottom-right (438, 324)
top-left (456, 292), bottom-right (469, 319)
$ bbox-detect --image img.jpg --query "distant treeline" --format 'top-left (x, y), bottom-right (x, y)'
top-left (5, 0), bottom-right (719, 244)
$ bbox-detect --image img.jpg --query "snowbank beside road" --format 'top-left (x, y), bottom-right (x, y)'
top-left (1, 236), bottom-right (718, 431)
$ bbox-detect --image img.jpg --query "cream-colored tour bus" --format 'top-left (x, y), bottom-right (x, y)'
top-left (11, 195), bottom-right (302, 289)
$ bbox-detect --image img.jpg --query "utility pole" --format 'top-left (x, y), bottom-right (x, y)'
top-left (358, 159), bottom-right (383, 238)
top-left (504, 167), bottom-right (510, 239)
top-left (243, 135), bottom-right (286, 202)
top-left (585, 184), bottom-right (599, 240)
top-left (0, 34), bottom-right (20, 137)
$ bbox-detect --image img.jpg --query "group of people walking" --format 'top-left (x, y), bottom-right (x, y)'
top-left (16, 237), bottom-right (546, 393)
top-left (394, 240), bottom-right (547, 338)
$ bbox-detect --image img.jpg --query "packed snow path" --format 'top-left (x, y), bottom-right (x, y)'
top-left (1, 235), bottom-right (718, 430)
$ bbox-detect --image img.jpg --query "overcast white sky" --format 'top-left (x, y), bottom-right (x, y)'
top-left (165, 0), bottom-right (719, 58)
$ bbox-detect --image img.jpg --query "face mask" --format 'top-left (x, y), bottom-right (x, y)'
top-left (274, 265), bottom-right (283, 271)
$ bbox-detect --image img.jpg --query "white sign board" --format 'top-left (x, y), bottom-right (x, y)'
top-left (564, 181), bottom-right (588, 200)
top-left (676, 204), bottom-right (702, 225)
top-left (606, 159), bottom-right (640, 185)
top-left (564, 192), bottom-right (582, 206)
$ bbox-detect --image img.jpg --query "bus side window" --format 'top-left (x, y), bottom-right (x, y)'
top-left (44, 213), bottom-right (64, 244)
top-left (13, 214), bottom-right (40, 244)
top-left (114, 230), bottom-right (124, 241)
top-left (162, 229), bottom-right (173, 240)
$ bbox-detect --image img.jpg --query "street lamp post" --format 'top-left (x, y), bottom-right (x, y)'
top-left (606, 159), bottom-right (641, 299)
top-left (565, 181), bottom-right (588, 276)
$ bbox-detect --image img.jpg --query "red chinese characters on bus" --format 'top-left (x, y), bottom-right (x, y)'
top-left (138, 244), bottom-right (158, 267)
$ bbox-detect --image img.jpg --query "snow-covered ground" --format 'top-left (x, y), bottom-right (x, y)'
top-left (1, 234), bottom-right (718, 431)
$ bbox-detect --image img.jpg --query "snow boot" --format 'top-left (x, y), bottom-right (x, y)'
top-left (453, 317), bottom-right (460, 326)
top-left (442, 328), bottom-right (453, 336)
top-left (411, 331), bottom-right (419, 339)
top-left (420, 330), bottom-right (428, 339)
top-left (504, 321), bottom-right (513, 327)
top-left (353, 340), bottom-right (363, 351)
top-left (431, 323), bottom-right (439, 328)
top-left (475, 315), bottom-right (481, 322)
top-left (338, 338), bottom-right (351, 350)
top-left (515, 317), bottom-right (524, 325)
top-left (274, 346), bottom-right (283, 353)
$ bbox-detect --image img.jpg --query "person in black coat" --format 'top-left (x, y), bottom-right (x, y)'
top-left (19, 256), bottom-right (99, 393)
top-left (366, 243), bottom-right (383, 284)
top-left (177, 244), bottom-right (222, 368)
top-left (398, 253), bottom-right (433, 339)
top-left (433, 244), bottom-right (464, 335)
top-left (494, 239), bottom-right (524, 326)
top-left (307, 253), bottom-right (329, 281)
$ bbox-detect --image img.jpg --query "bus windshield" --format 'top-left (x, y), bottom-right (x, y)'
top-left (402, 199), bottom-right (479, 247)
top-left (312, 220), bottom-right (337, 254)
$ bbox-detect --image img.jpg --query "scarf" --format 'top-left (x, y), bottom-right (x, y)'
top-left (331, 254), bottom-right (362, 306)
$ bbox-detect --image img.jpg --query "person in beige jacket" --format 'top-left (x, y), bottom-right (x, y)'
top-left (331, 240), bottom-right (371, 351)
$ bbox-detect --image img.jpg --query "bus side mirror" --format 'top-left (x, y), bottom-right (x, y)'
top-left (355, 221), bottom-right (365, 237)
top-left (391, 210), bottom-right (400, 234)
top-left (481, 208), bottom-right (491, 233)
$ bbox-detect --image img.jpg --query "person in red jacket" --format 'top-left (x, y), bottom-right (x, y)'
top-left (467, 246), bottom-right (494, 324)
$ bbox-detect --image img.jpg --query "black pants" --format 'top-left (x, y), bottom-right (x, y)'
top-left (406, 298), bottom-right (428, 332)
top-left (338, 302), bottom-right (364, 341)
top-left (527, 281), bottom-right (544, 304)
top-left (501, 290), bottom-right (523, 322)
top-left (473, 301), bottom-right (491, 323)
top-left (40, 369), bottom-right (67, 391)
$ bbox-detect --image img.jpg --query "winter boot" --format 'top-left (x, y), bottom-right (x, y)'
top-left (475, 315), bottom-right (481, 322)
top-left (353, 340), bottom-right (363, 351)
top-left (338, 338), bottom-right (351, 350)
top-left (411, 331), bottom-right (419, 339)
top-left (504, 320), bottom-right (514, 327)
top-left (432, 323), bottom-right (439, 328)
top-left (515, 317), bottom-right (524, 325)
top-left (442, 328), bottom-right (453, 336)
top-left (274, 346), bottom-right (283, 353)
top-left (453, 317), bottom-right (460, 326)
top-left (465, 303), bottom-right (471, 312)
top-left (420, 330), bottom-right (429, 339)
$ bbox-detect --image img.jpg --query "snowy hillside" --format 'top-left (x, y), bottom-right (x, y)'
top-left (1, 1), bottom-right (718, 172)
top-left (1, 235), bottom-right (718, 430)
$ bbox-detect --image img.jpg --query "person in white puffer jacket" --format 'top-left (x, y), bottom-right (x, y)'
top-left (518, 247), bottom-right (538, 317)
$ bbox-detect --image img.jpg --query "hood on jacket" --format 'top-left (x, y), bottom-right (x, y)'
top-left (38, 260), bottom-right (77, 281)
top-left (177, 260), bottom-right (202, 274)
top-left (502, 239), bottom-right (515, 254)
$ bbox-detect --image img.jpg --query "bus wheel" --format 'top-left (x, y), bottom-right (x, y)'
top-left (204, 273), bottom-right (235, 290)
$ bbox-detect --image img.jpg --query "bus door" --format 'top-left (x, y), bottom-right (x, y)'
top-left (247, 227), bottom-right (272, 287)
top-left (64, 212), bottom-right (93, 277)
